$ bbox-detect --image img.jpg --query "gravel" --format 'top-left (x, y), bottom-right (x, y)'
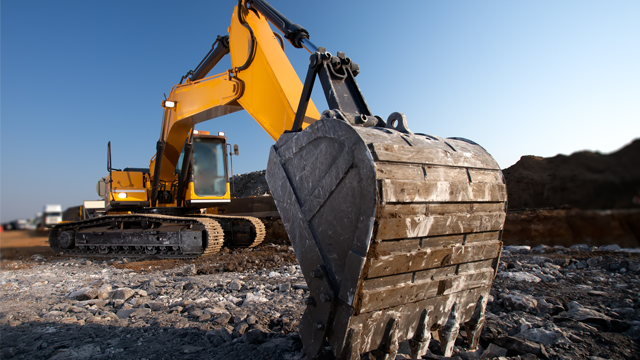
top-left (1, 244), bottom-right (639, 359)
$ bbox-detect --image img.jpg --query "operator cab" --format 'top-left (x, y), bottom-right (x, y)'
top-left (175, 131), bottom-right (230, 207)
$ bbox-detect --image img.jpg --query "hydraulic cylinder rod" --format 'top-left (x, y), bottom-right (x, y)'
top-left (190, 35), bottom-right (230, 81)
top-left (248, 0), bottom-right (317, 51)
top-left (300, 38), bottom-right (319, 54)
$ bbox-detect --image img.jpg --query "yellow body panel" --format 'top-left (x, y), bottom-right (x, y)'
top-left (104, 171), bottom-right (149, 208)
top-left (152, 74), bottom-right (244, 182)
top-left (229, 6), bottom-right (320, 140)
top-left (185, 182), bottom-right (231, 202)
top-left (173, 74), bottom-right (243, 123)
top-left (109, 171), bottom-right (145, 189)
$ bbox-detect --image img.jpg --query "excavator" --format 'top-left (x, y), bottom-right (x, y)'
top-left (50, 129), bottom-right (266, 257)
top-left (50, 1), bottom-right (507, 359)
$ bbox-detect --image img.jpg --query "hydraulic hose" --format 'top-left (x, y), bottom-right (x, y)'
top-left (235, 0), bottom-right (256, 72)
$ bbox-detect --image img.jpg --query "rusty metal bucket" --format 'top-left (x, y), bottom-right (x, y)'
top-left (266, 117), bottom-right (506, 359)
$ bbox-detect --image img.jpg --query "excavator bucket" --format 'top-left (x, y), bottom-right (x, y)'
top-left (266, 117), bottom-right (506, 359)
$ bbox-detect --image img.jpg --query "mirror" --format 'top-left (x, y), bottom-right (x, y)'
top-left (233, 144), bottom-right (239, 156)
top-left (107, 141), bottom-right (121, 172)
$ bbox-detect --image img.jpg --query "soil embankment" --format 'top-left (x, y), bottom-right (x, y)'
top-left (503, 139), bottom-right (640, 210)
top-left (502, 209), bottom-right (640, 248)
top-left (501, 139), bottom-right (640, 247)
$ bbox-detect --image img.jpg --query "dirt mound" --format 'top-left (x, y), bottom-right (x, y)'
top-left (231, 170), bottom-right (270, 198)
top-left (502, 208), bottom-right (640, 248)
top-left (503, 139), bottom-right (640, 210)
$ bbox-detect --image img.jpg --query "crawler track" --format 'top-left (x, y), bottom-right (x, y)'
top-left (197, 214), bottom-right (266, 248)
top-left (49, 213), bottom-right (225, 259)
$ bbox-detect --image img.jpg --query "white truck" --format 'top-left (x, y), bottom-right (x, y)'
top-left (41, 205), bottom-right (62, 230)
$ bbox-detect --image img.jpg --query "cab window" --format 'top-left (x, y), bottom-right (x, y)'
top-left (192, 139), bottom-right (227, 197)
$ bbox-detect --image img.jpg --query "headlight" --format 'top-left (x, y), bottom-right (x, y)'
top-left (117, 192), bottom-right (127, 199)
top-left (162, 100), bottom-right (176, 108)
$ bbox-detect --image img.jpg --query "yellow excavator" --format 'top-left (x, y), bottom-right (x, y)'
top-left (50, 1), bottom-right (507, 359)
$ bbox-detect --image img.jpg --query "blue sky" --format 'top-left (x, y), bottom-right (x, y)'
top-left (2, 0), bottom-right (639, 222)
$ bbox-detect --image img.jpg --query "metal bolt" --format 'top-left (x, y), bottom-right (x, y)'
top-left (315, 322), bottom-right (325, 330)
top-left (311, 269), bottom-right (323, 278)
top-left (320, 293), bottom-right (333, 302)
top-left (331, 56), bottom-right (341, 69)
top-left (350, 62), bottom-right (360, 77)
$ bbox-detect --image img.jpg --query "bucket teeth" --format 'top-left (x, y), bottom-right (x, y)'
top-left (337, 325), bottom-right (362, 360)
top-left (369, 317), bottom-right (399, 360)
top-left (408, 309), bottom-right (432, 359)
top-left (266, 118), bottom-right (506, 359)
top-left (438, 302), bottom-right (461, 357)
top-left (464, 295), bottom-right (488, 351)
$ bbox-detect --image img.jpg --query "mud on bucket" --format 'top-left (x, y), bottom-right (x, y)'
top-left (266, 117), bottom-right (506, 359)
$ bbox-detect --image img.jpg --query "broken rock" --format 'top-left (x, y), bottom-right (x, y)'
top-left (96, 284), bottom-right (112, 300)
top-left (110, 288), bottom-right (135, 301)
top-left (233, 322), bottom-right (250, 338)
top-left (181, 264), bottom-right (197, 276)
top-left (499, 271), bottom-right (541, 283)
top-left (480, 343), bottom-right (507, 359)
top-left (228, 279), bottom-right (244, 291)
top-left (116, 308), bottom-right (136, 319)
top-left (493, 336), bottom-right (547, 357)
top-left (501, 292), bottom-right (538, 313)
top-left (243, 293), bottom-right (268, 306)
top-left (68, 287), bottom-right (98, 301)
top-left (564, 307), bottom-right (612, 328)
top-left (147, 301), bottom-right (166, 311)
top-left (515, 328), bottom-right (568, 346)
top-left (212, 312), bottom-right (231, 325)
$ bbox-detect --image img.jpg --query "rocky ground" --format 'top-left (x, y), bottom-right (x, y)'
top-left (475, 245), bottom-right (640, 360)
top-left (1, 243), bottom-right (639, 360)
top-left (0, 244), bottom-right (306, 360)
